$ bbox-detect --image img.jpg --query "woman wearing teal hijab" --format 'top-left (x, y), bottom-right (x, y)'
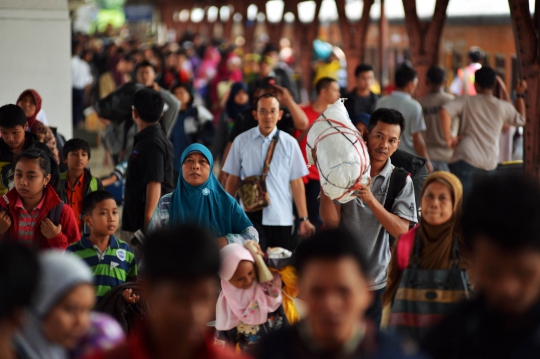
top-left (148, 144), bottom-right (258, 247)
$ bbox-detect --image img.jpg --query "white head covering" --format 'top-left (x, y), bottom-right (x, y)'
top-left (14, 250), bottom-right (94, 359)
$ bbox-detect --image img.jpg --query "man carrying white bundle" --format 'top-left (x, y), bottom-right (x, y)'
top-left (320, 108), bottom-right (417, 328)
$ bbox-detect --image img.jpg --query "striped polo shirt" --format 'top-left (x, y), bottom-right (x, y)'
top-left (14, 196), bottom-right (45, 248)
top-left (66, 235), bottom-right (137, 301)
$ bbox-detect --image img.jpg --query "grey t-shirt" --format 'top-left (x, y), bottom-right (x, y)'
top-left (418, 91), bottom-right (456, 163)
top-left (376, 91), bottom-right (426, 156)
top-left (338, 158), bottom-right (417, 290)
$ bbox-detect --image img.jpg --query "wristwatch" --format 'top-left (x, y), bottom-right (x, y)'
top-left (516, 93), bottom-right (526, 98)
top-left (300, 217), bottom-right (310, 222)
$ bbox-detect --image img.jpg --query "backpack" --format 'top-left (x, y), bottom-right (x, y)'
top-left (389, 149), bottom-right (429, 215)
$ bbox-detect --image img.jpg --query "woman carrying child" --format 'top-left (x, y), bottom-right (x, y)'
top-left (0, 148), bottom-right (80, 250)
top-left (214, 243), bottom-right (290, 353)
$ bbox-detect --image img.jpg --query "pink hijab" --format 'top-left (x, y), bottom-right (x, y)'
top-left (215, 244), bottom-right (282, 331)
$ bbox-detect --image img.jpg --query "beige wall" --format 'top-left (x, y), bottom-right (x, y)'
top-left (0, 0), bottom-right (72, 138)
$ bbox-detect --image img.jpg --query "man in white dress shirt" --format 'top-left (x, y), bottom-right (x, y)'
top-left (223, 93), bottom-right (316, 250)
top-left (71, 41), bottom-right (93, 127)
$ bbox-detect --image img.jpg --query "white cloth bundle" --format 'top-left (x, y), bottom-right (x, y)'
top-left (306, 100), bottom-right (370, 203)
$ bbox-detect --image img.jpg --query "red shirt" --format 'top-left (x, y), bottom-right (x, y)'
top-left (87, 326), bottom-right (250, 359)
top-left (294, 104), bottom-right (321, 182)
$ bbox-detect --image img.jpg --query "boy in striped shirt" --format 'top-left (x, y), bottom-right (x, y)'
top-left (67, 191), bottom-right (139, 304)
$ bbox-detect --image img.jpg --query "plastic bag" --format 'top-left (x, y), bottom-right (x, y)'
top-left (306, 100), bottom-right (370, 203)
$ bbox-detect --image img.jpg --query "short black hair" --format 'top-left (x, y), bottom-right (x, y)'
top-left (82, 190), bottom-right (115, 216)
top-left (426, 66), bottom-right (446, 85)
top-left (355, 63), bottom-right (374, 78)
top-left (462, 174), bottom-right (540, 252)
top-left (395, 64), bottom-right (418, 88)
top-left (468, 46), bottom-right (485, 63)
top-left (62, 138), bottom-right (91, 160)
top-left (475, 66), bottom-right (496, 90)
top-left (0, 242), bottom-right (39, 321)
top-left (315, 77), bottom-right (338, 95)
top-left (170, 82), bottom-right (194, 107)
top-left (0, 104), bottom-right (27, 129)
top-left (255, 93), bottom-right (280, 108)
top-left (135, 60), bottom-right (156, 75)
top-left (133, 88), bottom-right (164, 123)
top-left (262, 43), bottom-right (280, 56)
top-left (295, 229), bottom-right (368, 277)
top-left (143, 225), bottom-right (220, 283)
top-left (368, 108), bottom-right (405, 137)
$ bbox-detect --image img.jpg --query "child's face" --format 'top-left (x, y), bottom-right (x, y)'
top-left (0, 125), bottom-right (27, 150)
top-left (84, 199), bottom-right (118, 236)
top-left (234, 89), bottom-right (249, 106)
top-left (229, 260), bottom-right (256, 289)
top-left (15, 158), bottom-right (51, 200)
top-left (64, 149), bottom-right (89, 172)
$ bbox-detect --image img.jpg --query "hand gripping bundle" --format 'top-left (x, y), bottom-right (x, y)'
top-left (306, 100), bottom-right (370, 203)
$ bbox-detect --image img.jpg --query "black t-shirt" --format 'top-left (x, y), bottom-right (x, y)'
top-left (227, 108), bottom-right (295, 143)
top-left (122, 123), bottom-right (174, 232)
top-left (344, 90), bottom-right (379, 118)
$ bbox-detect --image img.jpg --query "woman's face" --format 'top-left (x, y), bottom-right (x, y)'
top-left (182, 152), bottom-right (210, 187)
top-left (14, 158), bottom-right (51, 200)
top-left (17, 94), bottom-right (36, 118)
top-left (421, 180), bottom-right (454, 226)
top-left (234, 89), bottom-right (249, 106)
top-left (42, 284), bottom-right (95, 349)
top-left (174, 87), bottom-right (191, 111)
top-left (229, 260), bottom-right (256, 289)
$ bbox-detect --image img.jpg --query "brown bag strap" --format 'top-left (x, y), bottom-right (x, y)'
top-left (261, 130), bottom-right (280, 181)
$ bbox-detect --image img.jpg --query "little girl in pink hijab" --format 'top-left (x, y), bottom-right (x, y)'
top-left (214, 243), bottom-right (288, 353)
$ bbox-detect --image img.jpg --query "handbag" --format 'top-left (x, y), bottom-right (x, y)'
top-left (238, 130), bottom-right (280, 212)
top-left (387, 230), bottom-right (473, 341)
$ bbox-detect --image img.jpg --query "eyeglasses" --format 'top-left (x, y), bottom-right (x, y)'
top-left (258, 109), bottom-right (279, 116)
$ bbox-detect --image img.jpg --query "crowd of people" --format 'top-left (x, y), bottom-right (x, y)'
top-left (0, 31), bottom-right (538, 359)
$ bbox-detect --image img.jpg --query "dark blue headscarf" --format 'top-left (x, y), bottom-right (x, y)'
top-left (169, 144), bottom-right (253, 237)
top-left (225, 82), bottom-right (250, 121)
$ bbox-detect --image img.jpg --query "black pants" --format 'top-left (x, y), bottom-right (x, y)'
top-left (305, 179), bottom-right (323, 230)
top-left (72, 87), bottom-right (85, 127)
top-left (247, 210), bottom-right (293, 251)
top-left (365, 287), bottom-right (385, 329)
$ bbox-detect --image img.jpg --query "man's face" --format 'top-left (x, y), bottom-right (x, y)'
top-left (137, 66), bottom-right (156, 87)
top-left (0, 125), bottom-right (27, 150)
top-left (253, 96), bottom-right (283, 136)
top-left (470, 236), bottom-right (540, 316)
top-left (321, 82), bottom-right (341, 105)
top-left (143, 278), bottom-right (218, 346)
top-left (356, 71), bottom-right (375, 92)
top-left (366, 121), bottom-right (400, 165)
top-left (299, 258), bottom-right (372, 348)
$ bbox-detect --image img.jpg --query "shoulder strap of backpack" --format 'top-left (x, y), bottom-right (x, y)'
top-left (89, 176), bottom-right (99, 192)
top-left (48, 201), bottom-right (64, 226)
top-left (383, 167), bottom-right (409, 212)
top-left (397, 226), bottom-right (418, 270)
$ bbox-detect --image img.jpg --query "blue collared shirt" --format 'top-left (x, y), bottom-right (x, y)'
top-left (223, 126), bottom-right (308, 226)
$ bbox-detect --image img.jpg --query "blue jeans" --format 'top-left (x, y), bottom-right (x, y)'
top-left (431, 160), bottom-right (450, 172)
top-left (449, 160), bottom-right (494, 200)
top-left (366, 287), bottom-right (385, 329)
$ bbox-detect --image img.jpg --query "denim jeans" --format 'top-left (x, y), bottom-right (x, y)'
top-left (449, 160), bottom-right (494, 199)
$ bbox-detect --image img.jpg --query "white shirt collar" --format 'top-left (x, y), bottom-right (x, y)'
top-left (391, 91), bottom-right (411, 99)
